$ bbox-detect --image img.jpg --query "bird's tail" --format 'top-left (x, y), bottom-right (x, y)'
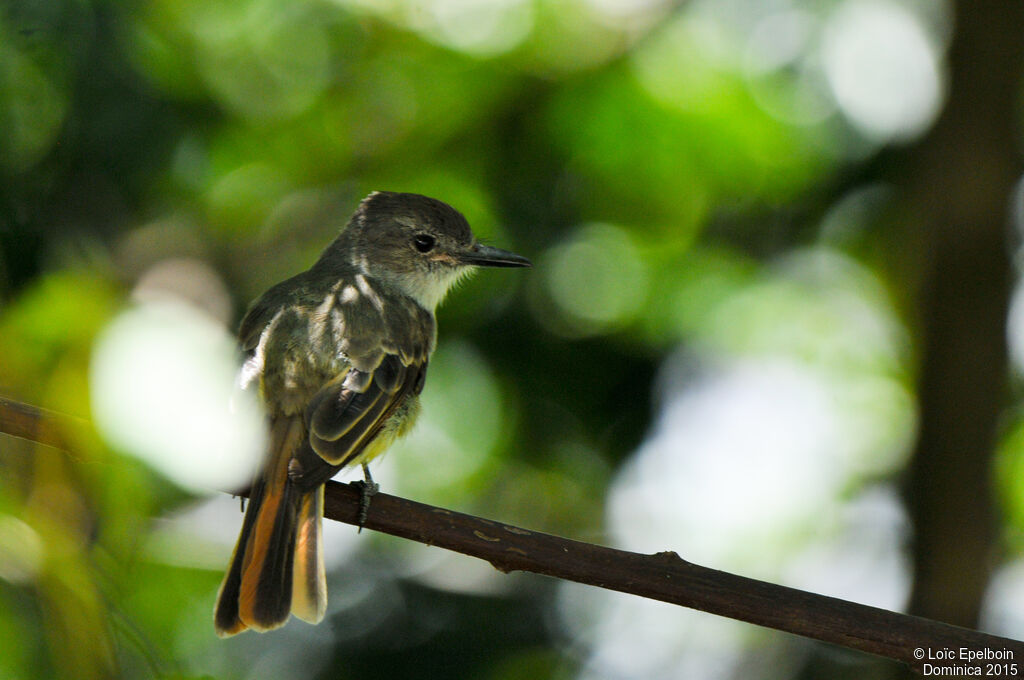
top-left (214, 416), bottom-right (327, 636)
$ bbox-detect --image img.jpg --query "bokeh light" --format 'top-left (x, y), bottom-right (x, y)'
top-left (534, 223), bottom-right (650, 337)
top-left (822, 0), bottom-right (943, 142)
top-left (0, 516), bottom-right (44, 585)
top-left (401, 0), bottom-right (534, 57)
top-left (194, 1), bottom-right (331, 121)
top-left (90, 299), bottom-right (264, 493)
top-left (982, 559), bottom-right (1024, 638)
top-left (744, 10), bottom-right (836, 127)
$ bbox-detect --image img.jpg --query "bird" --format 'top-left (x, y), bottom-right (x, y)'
top-left (214, 191), bottom-right (531, 636)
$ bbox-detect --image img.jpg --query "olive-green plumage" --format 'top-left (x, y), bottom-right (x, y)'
top-left (214, 191), bottom-right (530, 636)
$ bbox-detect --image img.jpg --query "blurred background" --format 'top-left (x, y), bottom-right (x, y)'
top-left (0, 0), bottom-right (1022, 678)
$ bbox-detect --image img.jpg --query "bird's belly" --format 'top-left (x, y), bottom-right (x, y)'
top-left (346, 393), bottom-right (421, 467)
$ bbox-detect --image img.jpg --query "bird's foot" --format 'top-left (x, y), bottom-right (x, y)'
top-left (352, 464), bottom-right (379, 532)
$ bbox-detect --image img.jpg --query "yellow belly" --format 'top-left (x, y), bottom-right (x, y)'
top-left (345, 393), bottom-right (421, 468)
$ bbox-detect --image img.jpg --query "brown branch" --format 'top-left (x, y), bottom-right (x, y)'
top-left (326, 482), bottom-right (1024, 674)
top-left (3, 396), bottom-right (1022, 674)
top-left (0, 396), bottom-right (77, 450)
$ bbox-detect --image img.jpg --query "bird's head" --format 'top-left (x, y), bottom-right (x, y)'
top-left (338, 191), bottom-right (531, 310)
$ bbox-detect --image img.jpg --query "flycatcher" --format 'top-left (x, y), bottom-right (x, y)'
top-left (214, 191), bottom-right (530, 636)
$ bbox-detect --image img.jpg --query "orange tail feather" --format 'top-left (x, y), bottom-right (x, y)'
top-left (214, 416), bottom-right (326, 636)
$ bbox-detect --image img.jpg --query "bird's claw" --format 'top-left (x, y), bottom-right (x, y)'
top-left (353, 464), bottom-right (379, 532)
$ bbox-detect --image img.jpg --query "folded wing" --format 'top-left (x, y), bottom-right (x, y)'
top-left (298, 353), bottom-right (427, 479)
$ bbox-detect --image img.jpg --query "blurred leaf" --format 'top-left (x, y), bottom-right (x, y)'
top-left (0, 11), bottom-right (71, 173)
top-left (0, 271), bottom-right (118, 404)
top-left (997, 419), bottom-right (1024, 545)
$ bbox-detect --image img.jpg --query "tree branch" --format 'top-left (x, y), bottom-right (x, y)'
top-left (324, 481), bottom-right (1023, 674)
top-left (3, 396), bottom-right (1022, 674)
top-left (0, 396), bottom-right (76, 450)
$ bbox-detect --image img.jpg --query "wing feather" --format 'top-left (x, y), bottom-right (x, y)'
top-left (303, 354), bottom-right (425, 468)
top-left (306, 376), bottom-right (384, 442)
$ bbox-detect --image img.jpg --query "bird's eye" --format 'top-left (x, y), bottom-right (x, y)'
top-left (413, 233), bottom-right (436, 253)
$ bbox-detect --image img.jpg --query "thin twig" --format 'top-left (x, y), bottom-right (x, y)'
top-left (2, 396), bottom-right (1022, 674)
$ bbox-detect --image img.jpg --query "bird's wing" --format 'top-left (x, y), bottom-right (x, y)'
top-left (301, 353), bottom-right (428, 469)
top-left (238, 281), bottom-right (292, 355)
top-left (238, 307), bottom-right (272, 356)
top-left (299, 277), bottom-right (434, 472)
